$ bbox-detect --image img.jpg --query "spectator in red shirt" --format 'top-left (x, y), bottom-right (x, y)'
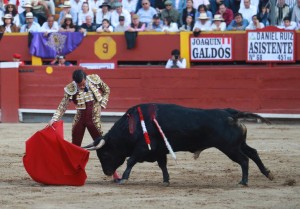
top-left (216, 3), bottom-right (233, 26)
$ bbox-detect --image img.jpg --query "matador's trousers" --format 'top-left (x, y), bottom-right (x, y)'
top-left (72, 101), bottom-right (103, 146)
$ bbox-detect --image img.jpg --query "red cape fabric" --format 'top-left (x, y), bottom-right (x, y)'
top-left (23, 121), bottom-right (89, 186)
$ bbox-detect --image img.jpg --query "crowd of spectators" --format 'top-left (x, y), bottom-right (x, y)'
top-left (0, 0), bottom-right (300, 33)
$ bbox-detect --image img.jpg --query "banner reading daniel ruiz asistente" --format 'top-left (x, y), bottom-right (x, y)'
top-left (247, 31), bottom-right (295, 62)
top-left (190, 37), bottom-right (232, 61)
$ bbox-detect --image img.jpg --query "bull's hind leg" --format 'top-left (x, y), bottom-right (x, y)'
top-left (157, 155), bottom-right (170, 186)
top-left (241, 143), bottom-right (274, 181)
top-left (221, 148), bottom-right (249, 186)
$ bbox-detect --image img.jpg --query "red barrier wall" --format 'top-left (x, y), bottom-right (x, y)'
top-left (17, 66), bottom-right (300, 114)
top-left (1, 31), bottom-right (299, 63)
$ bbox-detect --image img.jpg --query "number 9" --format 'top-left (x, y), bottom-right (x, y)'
top-left (103, 43), bottom-right (108, 53)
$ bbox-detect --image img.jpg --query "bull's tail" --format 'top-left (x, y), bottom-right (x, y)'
top-left (225, 109), bottom-right (271, 125)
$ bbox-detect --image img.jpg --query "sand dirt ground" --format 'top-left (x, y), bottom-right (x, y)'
top-left (0, 122), bottom-right (299, 209)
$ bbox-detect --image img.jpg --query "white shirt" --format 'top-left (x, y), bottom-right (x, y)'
top-left (239, 0), bottom-right (259, 9)
top-left (96, 25), bottom-right (114, 32)
top-left (246, 21), bottom-right (265, 30)
top-left (96, 10), bottom-right (111, 25)
top-left (165, 58), bottom-right (187, 68)
top-left (162, 22), bottom-right (179, 32)
top-left (4, 24), bottom-right (12, 33)
top-left (239, 5), bottom-right (257, 23)
top-left (193, 20), bottom-right (212, 31)
top-left (78, 10), bottom-right (94, 25)
top-left (41, 21), bottom-right (59, 32)
top-left (277, 21), bottom-right (298, 30)
top-left (0, 11), bottom-right (3, 25)
top-left (122, 0), bottom-right (138, 13)
top-left (88, 0), bottom-right (104, 12)
top-left (110, 9), bottom-right (131, 28)
top-left (13, 14), bottom-right (21, 27)
top-left (20, 22), bottom-right (41, 32)
top-left (211, 22), bottom-right (226, 31)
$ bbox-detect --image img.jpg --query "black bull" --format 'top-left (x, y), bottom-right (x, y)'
top-left (83, 103), bottom-right (274, 185)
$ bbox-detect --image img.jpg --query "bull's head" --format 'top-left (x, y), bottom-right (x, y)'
top-left (82, 137), bottom-right (126, 176)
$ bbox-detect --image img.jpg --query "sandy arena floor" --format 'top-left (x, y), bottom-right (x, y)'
top-left (0, 122), bottom-right (299, 209)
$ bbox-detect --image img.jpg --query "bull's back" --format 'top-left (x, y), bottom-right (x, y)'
top-left (146, 103), bottom-right (242, 152)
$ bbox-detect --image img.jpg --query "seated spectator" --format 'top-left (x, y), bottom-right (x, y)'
top-left (210, 0), bottom-right (231, 15)
top-left (136, 0), bottom-right (157, 26)
top-left (122, 0), bottom-right (139, 14)
top-left (181, 0), bottom-right (196, 25)
top-left (291, 0), bottom-right (300, 28)
top-left (171, 0), bottom-right (186, 16)
top-left (246, 14), bottom-right (264, 30)
top-left (216, 3), bottom-right (233, 26)
top-left (162, 16), bottom-right (179, 32)
top-left (193, 0), bottom-right (210, 12)
top-left (31, 0), bottom-right (52, 25)
top-left (193, 13), bottom-right (212, 32)
top-left (96, 2), bottom-right (112, 25)
top-left (0, 10), bottom-right (3, 26)
top-left (127, 14), bottom-right (146, 31)
top-left (165, 49), bottom-right (186, 69)
top-left (239, 0), bottom-right (259, 10)
top-left (88, 0), bottom-right (102, 18)
top-left (275, 0), bottom-right (290, 26)
top-left (20, 12), bottom-right (41, 32)
top-left (258, 5), bottom-right (270, 26)
top-left (19, 3), bottom-right (38, 26)
top-left (146, 13), bottom-right (163, 31)
top-left (4, 3), bottom-right (20, 27)
top-left (278, 16), bottom-right (298, 30)
top-left (58, 1), bottom-right (77, 26)
top-left (155, 0), bottom-right (166, 13)
top-left (179, 15), bottom-right (194, 31)
top-left (226, 13), bottom-right (249, 30)
top-left (195, 4), bottom-right (213, 21)
top-left (51, 55), bottom-right (73, 66)
top-left (78, 15), bottom-right (98, 34)
top-left (59, 14), bottom-right (76, 32)
top-left (161, 0), bottom-right (180, 26)
top-left (114, 15), bottom-right (128, 32)
top-left (78, 2), bottom-right (94, 26)
top-left (0, 14), bottom-right (19, 33)
top-left (211, 14), bottom-right (226, 31)
top-left (238, 0), bottom-right (257, 23)
top-left (41, 15), bottom-right (59, 33)
top-left (70, 0), bottom-right (84, 25)
top-left (96, 18), bottom-right (113, 32)
top-left (110, 2), bottom-right (131, 28)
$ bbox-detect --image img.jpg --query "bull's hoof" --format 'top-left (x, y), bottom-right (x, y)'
top-left (162, 181), bottom-right (170, 187)
top-left (238, 181), bottom-right (248, 187)
top-left (267, 171), bottom-right (274, 181)
top-left (113, 178), bottom-right (122, 183)
top-left (118, 179), bottom-right (128, 184)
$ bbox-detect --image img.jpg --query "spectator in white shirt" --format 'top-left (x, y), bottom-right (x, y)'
top-left (110, 2), bottom-right (131, 28)
top-left (122, 0), bottom-right (139, 14)
top-left (291, 0), bottom-right (300, 27)
top-left (211, 14), bottom-right (226, 31)
top-left (88, 0), bottom-right (104, 16)
top-left (71, 0), bottom-right (84, 25)
top-left (162, 16), bottom-right (179, 32)
top-left (41, 15), bottom-right (59, 34)
top-left (78, 2), bottom-right (94, 26)
top-left (20, 12), bottom-right (41, 32)
top-left (96, 2), bottom-right (111, 25)
top-left (193, 13), bottom-right (212, 32)
top-left (278, 16), bottom-right (298, 29)
top-left (246, 14), bottom-right (265, 30)
top-left (136, 0), bottom-right (157, 26)
top-left (96, 18), bottom-right (114, 32)
top-left (238, 0), bottom-right (257, 23)
top-left (165, 49), bottom-right (187, 69)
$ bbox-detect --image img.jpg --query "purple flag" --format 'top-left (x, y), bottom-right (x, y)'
top-left (29, 32), bottom-right (84, 58)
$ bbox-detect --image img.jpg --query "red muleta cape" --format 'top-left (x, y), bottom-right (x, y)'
top-left (23, 121), bottom-right (89, 186)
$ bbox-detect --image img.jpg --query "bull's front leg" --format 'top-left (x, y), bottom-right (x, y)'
top-left (157, 155), bottom-right (170, 186)
top-left (120, 157), bottom-right (137, 184)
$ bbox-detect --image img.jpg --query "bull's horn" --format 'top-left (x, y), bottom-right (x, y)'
top-left (84, 140), bottom-right (106, 151)
top-left (82, 142), bottom-right (95, 149)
